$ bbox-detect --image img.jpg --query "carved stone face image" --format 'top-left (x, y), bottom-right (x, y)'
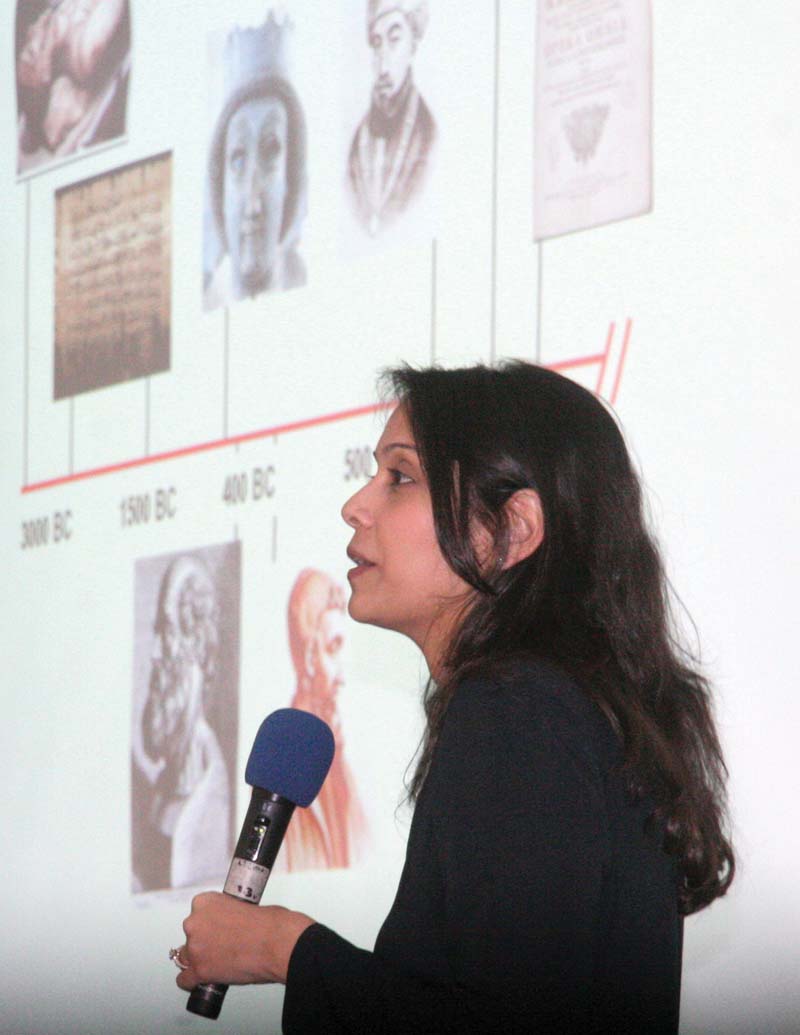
top-left (223, 95), bottom-right (289, 298)
top-left (370, 10), bottom-right (416, 111)
top-left (206, 70), bottom-right (307, 308)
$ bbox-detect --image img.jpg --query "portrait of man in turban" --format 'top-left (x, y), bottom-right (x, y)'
top-left (347, 0), bottom-right (436, 236)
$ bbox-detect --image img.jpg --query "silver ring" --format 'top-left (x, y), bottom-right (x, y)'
top-left (169, 947), bottom-right (189, 971)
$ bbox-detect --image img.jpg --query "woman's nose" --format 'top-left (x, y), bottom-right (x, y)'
top-left (341, 481), bottom-right (373, 529)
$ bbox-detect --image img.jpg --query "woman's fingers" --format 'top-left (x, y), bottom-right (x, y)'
top-left (174, 895), bottom-right (315, 987)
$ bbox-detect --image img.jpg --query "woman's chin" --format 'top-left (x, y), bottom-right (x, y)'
top-left (346, 596), bottom-right (372, 625)
top-left (346, 598), bottom-right (394, 632)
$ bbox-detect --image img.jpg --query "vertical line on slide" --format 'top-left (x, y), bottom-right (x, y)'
top-left (144, 378), bottom-right (150, 456)
top-left (535, 241), bottom-right (543, 362)
top-left (430, 238), bottom-right (437, 363)
top-left (490, 0), bottom-right (500, 364)
top-left (69, 398), bottom-right (75, 474)
top-left (223, 306), bottom-right (230, 439)
top-left (23, 181), bottom-right (31, 485)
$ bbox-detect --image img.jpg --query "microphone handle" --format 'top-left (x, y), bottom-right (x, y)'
top-left (186, 787), bottom-right (295, 1020)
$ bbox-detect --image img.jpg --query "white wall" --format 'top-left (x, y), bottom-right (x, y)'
top-left (1, 2), bottom-right (798, 1033)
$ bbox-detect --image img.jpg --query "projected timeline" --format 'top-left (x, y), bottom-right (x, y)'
top-left (18, 1), bottom-right (644, 496)
top-left (13, 0), bottom-right (645, 900)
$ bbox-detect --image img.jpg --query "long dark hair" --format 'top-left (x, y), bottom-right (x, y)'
top-left (386, 361), bottom-right (734, 916)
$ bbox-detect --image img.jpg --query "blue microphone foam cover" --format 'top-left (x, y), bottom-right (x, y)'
top-left (245, 708), bottom-right (335, 807)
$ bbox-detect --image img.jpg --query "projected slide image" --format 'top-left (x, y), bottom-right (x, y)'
top-left (130, 542), bottom-right (241, 894)
top-left (15, 0), bottom-right (131, 176)
top-left (346, 0), bottom-right (437, 238)
top-left (203, 10), bottom-right (307, 311)
top-left (282, 568), bottom-right (368, 872)
top-left (54, 151), bottom-right (171, 400)
top-left (534, 0), bottom-right (652, 240)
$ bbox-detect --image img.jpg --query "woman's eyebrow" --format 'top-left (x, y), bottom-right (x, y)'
top-left (374, 441), bottom-right (419, 460)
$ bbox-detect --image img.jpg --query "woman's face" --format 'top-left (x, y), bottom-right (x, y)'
top-left (341, 406), bottom-right (470, 669)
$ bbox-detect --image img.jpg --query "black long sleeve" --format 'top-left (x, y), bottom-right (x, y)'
top-left (283, 658), bottom-right (682, 1034)
top-left (285, 923), bottom-right (511, 1034)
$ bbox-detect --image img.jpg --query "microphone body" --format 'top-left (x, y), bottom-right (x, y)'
top-left (186, 787), bottom-right (295, 1019)
top-left (185, 708), bottom-right (334, 1020)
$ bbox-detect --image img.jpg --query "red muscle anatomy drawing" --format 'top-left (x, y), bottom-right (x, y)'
top-left (283, 569), bottom-right (369, 872)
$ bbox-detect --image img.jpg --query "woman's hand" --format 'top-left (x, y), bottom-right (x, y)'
top-left (175, 892), bottom-right (315, 990)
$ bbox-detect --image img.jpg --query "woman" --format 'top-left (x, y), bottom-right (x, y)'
top-left (175, 362), bottom-right (734, 1033)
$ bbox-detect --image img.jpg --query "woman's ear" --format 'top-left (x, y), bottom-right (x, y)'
top-left (502, 489), bottom-right (544, 569)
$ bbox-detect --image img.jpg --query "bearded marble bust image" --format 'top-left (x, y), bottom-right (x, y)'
top-left (134, 555), bottom-right (231, 891)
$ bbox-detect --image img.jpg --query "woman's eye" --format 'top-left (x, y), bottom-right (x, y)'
top-left (388, 468), bottom-right (412, 486)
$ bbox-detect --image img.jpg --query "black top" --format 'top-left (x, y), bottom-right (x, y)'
top-left (283, 658), bottom-right (683, 1033)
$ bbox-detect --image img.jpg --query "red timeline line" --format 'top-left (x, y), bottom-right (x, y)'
top-left (22, 321), bottom-right (632, 494)
top-left (548, 350), bottom-right (607, 374)
top-left (545, 318), bottom-right (633, 405)
top-left (22, 400), bottom-right (394, 494)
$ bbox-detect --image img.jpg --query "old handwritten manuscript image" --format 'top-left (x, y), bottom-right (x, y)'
top-left (54, 151), bottom-right (171, 399)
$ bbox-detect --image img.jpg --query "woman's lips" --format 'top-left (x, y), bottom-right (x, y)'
top-left (346, 547), bottom-right (376, 579)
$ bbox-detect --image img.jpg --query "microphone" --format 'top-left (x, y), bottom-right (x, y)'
top-left (186, 707), bottom-right (335, 1020)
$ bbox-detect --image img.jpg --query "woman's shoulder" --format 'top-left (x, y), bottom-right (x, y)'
top-left (453, 653), bottom-right (609, 724)
top-left (439, 654), bottom-right (620, 777)
top-left (421, 654), bottom-right (622, 831)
